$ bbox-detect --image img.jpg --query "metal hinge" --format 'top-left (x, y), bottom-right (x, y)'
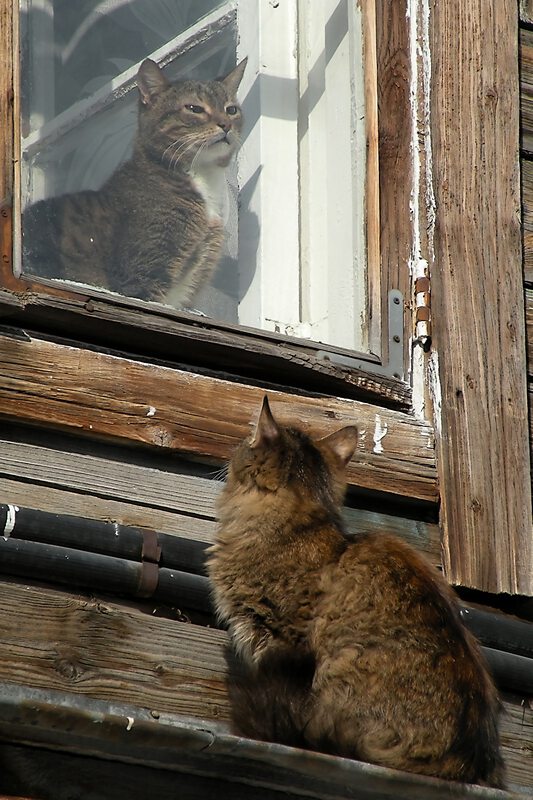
top-left (317, 290), bottom-right (406, 381)
top-left (413, 276), bottom-right (432, 351)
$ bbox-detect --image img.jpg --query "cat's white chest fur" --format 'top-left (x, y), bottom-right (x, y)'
top-left (188, 163), bottom-right (227, 222)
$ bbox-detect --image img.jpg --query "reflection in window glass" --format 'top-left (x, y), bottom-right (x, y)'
top-left (19, 1), bottom-right (240, 320)
top-left (18, 0), bottom-right (370, 352)
top-left (20, 0), bottom-right (228, 129)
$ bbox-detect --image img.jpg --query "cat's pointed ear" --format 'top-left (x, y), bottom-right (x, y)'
top-left (221, 58), bottom-right (247, 95)
top-left (137, 59), bottom-right (169, 106)
top-left (250, 396), bottom-right (280, 449)
top-left (321, 426), bottom-right (359, 466)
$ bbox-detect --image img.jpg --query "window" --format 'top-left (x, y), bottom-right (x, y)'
top-left (15, 0), bottom-right (381, 356)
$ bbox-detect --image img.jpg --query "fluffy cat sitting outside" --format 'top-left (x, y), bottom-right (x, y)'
top-left (23, 57), bottom-right (246, 306)
top-left (207, 397), bottom-right (504, 787)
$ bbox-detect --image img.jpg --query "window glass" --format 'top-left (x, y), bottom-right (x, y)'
top-left (17, 0), bottom-right (372, 353)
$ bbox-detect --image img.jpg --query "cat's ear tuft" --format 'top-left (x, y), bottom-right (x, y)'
top-left (137, 59), bottom-right (169, 106)
top-left (250, 395), bottom-right (280, 449)
top-left (221, 57), bottom-right (247, 95)
top-left (321, 426), bottom-right (359, 467)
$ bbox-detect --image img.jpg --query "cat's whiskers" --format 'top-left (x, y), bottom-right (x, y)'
top-left (166, 138), bottom-right (193, 171)
top-left (169, 137), bottom-right (201, 172)
top-left (162, 133), bottom-right (199, 171)
top-left (207, 464), bottom-right (229, 482)
top-left (189, 140), bottom-right (209, 173)
top-left (161, 137), bottom-right (182, 165)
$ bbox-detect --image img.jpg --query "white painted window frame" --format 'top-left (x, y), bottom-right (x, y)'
top-left (237, 0), bottom-right (375, 353)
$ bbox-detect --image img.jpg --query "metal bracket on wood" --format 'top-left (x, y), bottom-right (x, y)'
top-left (137, 529), bottom-right (161, 598)
top-left (317, 290), bottom-right (405, 381)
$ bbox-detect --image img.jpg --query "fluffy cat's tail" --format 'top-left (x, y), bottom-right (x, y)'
top-left (225, 646), bottom-right (315, 749)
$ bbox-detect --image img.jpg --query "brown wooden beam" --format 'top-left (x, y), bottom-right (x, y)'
top-left (430, 1), bottom-right (533, 593)
top-left (0, 332), bottom-right (437, 502)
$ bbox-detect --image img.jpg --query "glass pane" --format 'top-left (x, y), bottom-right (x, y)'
top-left (20, 0), bottom-right (227, 130)
top-left (19, 1), bottom-right (240, 321)
top-left (17, 0), bottom-right (373, 355)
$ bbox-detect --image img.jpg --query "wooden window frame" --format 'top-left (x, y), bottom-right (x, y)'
top-left (1, 0), bottom-right (532, 597)
top-left (0, 0), bottom-right (417, 410)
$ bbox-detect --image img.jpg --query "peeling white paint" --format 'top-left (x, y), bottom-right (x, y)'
top-left (420, 0), bottom-right (435, 258)
top-left (3, 504), bottom-right (19, 538)
top-left (411, 340), bottom-right (427, 419)
top-left (406, 0), bottom-right (435, 271)
top-left (373, 415), bottom-right (388, 454)
top-left (406, 0), bottom-right (435, 419)
top-left (427, 351), bottom-right (442, 438)
top-left (146, 406), bottom-right (156, 417)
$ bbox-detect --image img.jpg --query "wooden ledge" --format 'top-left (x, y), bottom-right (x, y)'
top-left (0, 682), bottom-right (527, 800)
top-left (0, 330), bottom-right (437, 503)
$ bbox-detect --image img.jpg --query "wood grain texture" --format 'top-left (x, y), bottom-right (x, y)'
top-left (0, 477), bottom-right (216, 542)
top-left (521, 0), bottom-right (533, 26)
top-left (0, 0), bottom-right (13, 205)
top-left (500, 694), bottom-right (533, 793)
top-left (525, 290), bottom-right (533, 378)
top-left (520, 28), bottom-right (533, 280)
top-left (0, 289), bottom-right (412, 409)
top-left (430, 1), bottom-right (533, 594)
top-left (0, 580), bottom-right (530, 792)
top-left (0, 332), bottom-right (437, 502)
top-left (375, 0), bottom-right (413, 358)
top-left (0, 440), bottom-right (441, 563)
top-left (0, 580), bottom-right (229, 721)
top-left (521, 158), bottom-right (533, 282)
top-left (520, 28), bottom-right (533, 156)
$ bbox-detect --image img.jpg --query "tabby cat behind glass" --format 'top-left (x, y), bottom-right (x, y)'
top-left (23, 57), bottom-right (246, 307)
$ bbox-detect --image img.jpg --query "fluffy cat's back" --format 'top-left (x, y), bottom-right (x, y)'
top-left (314, 532), bottom-right (495, 696)
top-left (310, 532), bottom-right (503, 785)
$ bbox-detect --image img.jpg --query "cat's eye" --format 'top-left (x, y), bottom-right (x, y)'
top-left (226, 105), bottom-right (239, 116)
top-left (185, 104), bottom-right (205, 114)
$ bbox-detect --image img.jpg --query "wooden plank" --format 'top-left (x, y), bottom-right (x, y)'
top-left (375, 0), bottom-right (413, 360)
top-left (500, 694), bottom-right (533, 793)
top-left (521, 1), bottom-right (533, 26)
top-left (0, 579), bottom-right (229, 721)
top-left (0, 332), bottom-right (437, 502)
top-left (525, 290), bottom-right (533, 373)
top-left (0, 581), bottom-right (530, 792)
top-left (0, 477), bottom-right (216, 543)
top-left (521, 158), bottom-right (533, 282)
top-left (520, 29), bottom-right (533, 277)
top-left (0, 443), bottom-right (441, 562)
top-left (520, 31), bottom-right (533, 276)
top-left (430, 2), bottom-right (533, 594)
top-left (0, 440), bottom-right (222, 523)
top-left (520, 28), bottom-right (533, 155)
top-left (0, 288), bottom-right (413, 410)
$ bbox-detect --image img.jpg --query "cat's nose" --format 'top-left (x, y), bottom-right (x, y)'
top-left (217, 121), bottom-right (231, 134)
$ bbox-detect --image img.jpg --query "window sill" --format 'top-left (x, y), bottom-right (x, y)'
top-left (0, 284), bottom-right (411, 410)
